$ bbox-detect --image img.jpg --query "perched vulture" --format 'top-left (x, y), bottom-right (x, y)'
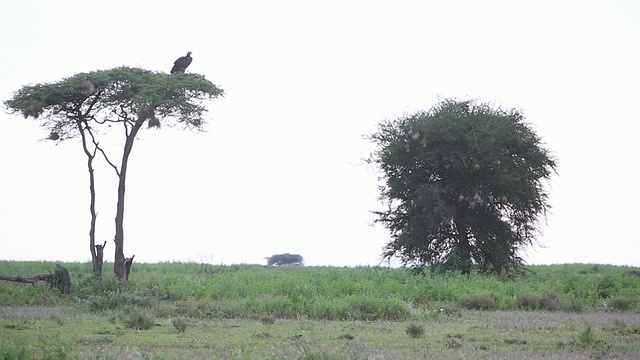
top-left (170, 51), bottom-right (193, 74)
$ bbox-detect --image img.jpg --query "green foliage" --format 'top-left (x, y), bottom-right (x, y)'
top-left (259, 315), bottom-right (276, 325)
top-left (0, 341), bottom-right (30, 360)
top-left (459, 291), bottom-right (498, 310)
top-left (607, 296), bottom-right (638, 312)
top-left (4, 67), bottom-right (224, 134)
top-left (2, 262), bottom-right (640, 322)
top-left (3, 262), bottom-right (640, 358)
top-left (123, 309), bottom-right (156, 330)
top-left (367, 99), bottom-right (557, 276)
top-left (171, 318), bottom-right (189, 333)
top-left (541, 291), bottom-right (561, 311)
top-left (579, 326), bottom-right (595, 346)
top-left (518, 292), bottom-right (541, 310)
top-left (405, 323), bottom-right (425, 338)
top-left (266, 253), bottom-right (304, 266)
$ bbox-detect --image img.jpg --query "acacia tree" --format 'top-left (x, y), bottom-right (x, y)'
top-left (5, 67), bottom-right (224, 279)
top-left (368, 99), bottom-right (557, 276)
top-left (266, 253), bottom-right (304, 266)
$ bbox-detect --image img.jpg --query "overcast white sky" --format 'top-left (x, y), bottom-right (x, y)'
top-left (1, 0), bottom-right (639, 267)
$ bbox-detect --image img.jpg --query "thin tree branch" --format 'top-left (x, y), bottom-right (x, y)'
top-left (85, 123), bottom-right (120, 176)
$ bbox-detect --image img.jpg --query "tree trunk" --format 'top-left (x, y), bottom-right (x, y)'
top-left (88, 154), bottom-right (100, 276)
top-left (77, 119), bottom-right (102, 276)
top-left (455, 219), bottom-right (473, 275)
top-left (113, 112), bottom-right (147, 280)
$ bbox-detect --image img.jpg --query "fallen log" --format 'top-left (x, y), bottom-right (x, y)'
top-left (0, 264), bottom-right (71, 294)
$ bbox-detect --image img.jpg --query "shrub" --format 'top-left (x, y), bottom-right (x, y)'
top-left (517, 293), bottom-right (541, 310)
top-left (596, 276), bottom-right (618, 299)
top-left (608, 296), bottom-right (638, 312)
top-left (561, 298), bottom-right (584, 313)
top-left (459, 291), bottom-right (497, 310)
top-left (541, 292), bottom-right (561, 311)
top-left (85, 291), bottom-right (155, 312)
top-left (347, 297), bottom-right (410, 321)
top-left (123, 310), bottom-right (156, 330)
top-left (0, 342), bottom-right (30, 359)
top-left (172, 318), bottom-right (189, 333)
top-left (405, 323), bottom-right (425, 338)
top-left (259, 315), bottom-right (276, 325)
top-left (579, 326), bottom-right (594, 346)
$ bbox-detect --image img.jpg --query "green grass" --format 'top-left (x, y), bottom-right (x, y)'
top-left (1, 262), bottom-right (640, 358)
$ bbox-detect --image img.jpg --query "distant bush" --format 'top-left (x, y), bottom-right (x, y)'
top-left (172, 318), bottom-right (189, 332)
top-left (405, 323), bottom-right (425, 338)
top-left (541, 292), bottom-right (561, 311)
top-left (518, 293), bottom-right (542, 310)
top-left (266, 253), bottom-right (304, 266)
top-left (123, 310), bottom-right (156, 330)
top-left (561, 297), bottom-right (584, 313)
top-left (596, 276), bottom-right (618, 299)
top-left (459, 291), bottom-right (498, 310)
top-left (608, 296), bottom-right (638, 312)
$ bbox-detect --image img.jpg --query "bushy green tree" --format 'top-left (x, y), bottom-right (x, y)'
top-left (5, 67), bottom-right (224, 279)
top-left (266, 253), bottom-right (304, 266)
top-left (368, 99), bottom-right (556, 276)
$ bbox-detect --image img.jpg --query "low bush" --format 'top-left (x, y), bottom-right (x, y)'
top-left (518, 293), bottom-right (541, 310)
top-left (541, 291), bottom-right (561, 311)
top-left (459, 291), bottom-right (497, 310)
top-left (608, 296), bottom-right (638, 312)
top-left (405, 323), bottom-right (425, 338)
top-left (123, 310), bottom-right (156, 330)
top-left (171, 318), bottom-right (189, 332)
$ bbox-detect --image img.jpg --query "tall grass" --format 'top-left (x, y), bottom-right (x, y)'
top-left (1, 261), bottom-right (639, 320)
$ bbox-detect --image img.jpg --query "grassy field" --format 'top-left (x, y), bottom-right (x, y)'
top-left (1, 261), bottom-right (640, 359)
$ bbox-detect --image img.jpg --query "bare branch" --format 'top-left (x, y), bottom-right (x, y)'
top-left (85, 124), bottom-right (120, 176)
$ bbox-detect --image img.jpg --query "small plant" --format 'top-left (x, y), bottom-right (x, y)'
top-left (123, 310), bottom-right (156, 330)
top-left (405, 323), bottom-right (425, 338)
top-left (579, 326), bottom-right (594, 346)
top-left (445, 338), bottom-right (462, 349)
top-left (259, 315), bottom-right (276, 325)
top-left (254, 332), bottom-right (272, 339)
top-left (172, 318), bottom-right (189, 333)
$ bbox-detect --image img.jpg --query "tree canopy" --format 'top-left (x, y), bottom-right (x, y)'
top-left (6, 66), bottom-right (222, 136)
top-left (368, 99), bottom-right (557, 276)
top-left (266, 253), bottom-right (305, 266)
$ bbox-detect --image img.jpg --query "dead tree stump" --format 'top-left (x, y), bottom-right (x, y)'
top-left (94, 241), bottom-right (107, 276)
top-left (124, 255), bottom-right (135, 281)
top-left (55, 264), bottom-right (72, 294)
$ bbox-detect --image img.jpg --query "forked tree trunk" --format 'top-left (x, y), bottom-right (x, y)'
top-left (77, 119), bottom-right (102, 277)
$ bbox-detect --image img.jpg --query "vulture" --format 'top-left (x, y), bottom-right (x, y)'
top-left (170, 51), bottom-right (193, 74)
